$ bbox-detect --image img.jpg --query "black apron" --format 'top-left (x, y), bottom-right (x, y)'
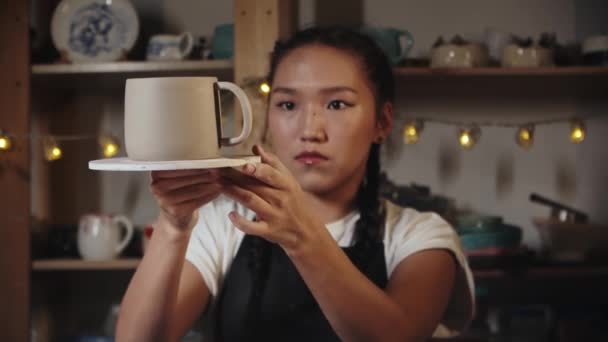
top-left (215, 234), bottom-right (388, 341)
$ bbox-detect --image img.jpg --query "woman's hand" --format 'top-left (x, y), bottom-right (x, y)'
top-left (150, 169), bottom-right (222, 235)
top-left (220, 145), bottom-right (326, 255)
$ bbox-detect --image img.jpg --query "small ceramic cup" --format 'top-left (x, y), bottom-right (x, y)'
top-left (146, 32), bottom-right (194, 61)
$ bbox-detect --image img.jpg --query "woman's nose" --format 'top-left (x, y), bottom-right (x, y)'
top-left (300, 106), bottom-right (327, 143)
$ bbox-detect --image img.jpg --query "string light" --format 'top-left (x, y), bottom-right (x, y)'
top-left (43, 137), bottom-right (62, 161)
top-left (99, 135), bottom-right (120, 158)
top-left (0, 130), bottom-right (12, 151)
top-left (516, 125), bottom-right (534, 150)
top-left (570, 119), bottom-right (585, 143)
top-left (403, 120), bottom-right (424, 145)
top-left (458, 125), bottom-right (481, 150)
top-left (259, 81), bottom-right (271, 95)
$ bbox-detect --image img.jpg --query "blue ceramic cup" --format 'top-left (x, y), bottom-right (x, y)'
top-left (360, 26), bottom-right (414, 65)
top-left (212, 23), bottom-right (234, 59)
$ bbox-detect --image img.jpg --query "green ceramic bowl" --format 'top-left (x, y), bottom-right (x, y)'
top-left (456, 214), bottom-right (503, 234)
top-left (459, 224), bottom-right (522, 250)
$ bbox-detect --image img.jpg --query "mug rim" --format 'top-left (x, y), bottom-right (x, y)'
top-left (80, 213), bottom-right (112, 219)
top-left (126, 76), bottom-right (219, 83)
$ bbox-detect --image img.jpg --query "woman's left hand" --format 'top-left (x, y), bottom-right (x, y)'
top-left (220, 145), bottom-right (325, 254)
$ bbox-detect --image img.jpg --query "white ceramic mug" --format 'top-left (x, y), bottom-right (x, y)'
top-left (484, 28), bottom-right (514, 62)
top-left (146, 32), bottom-right (194, 61)
top-left (77, 214), bottom-right (134, 261)
top-left (125, 77), bottom-right (253, 161)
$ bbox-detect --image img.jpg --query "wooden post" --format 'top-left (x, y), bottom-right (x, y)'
top-left (0, 1), bottom-right (31, 341)
top-left (233, 0), bottom-right (296, 152)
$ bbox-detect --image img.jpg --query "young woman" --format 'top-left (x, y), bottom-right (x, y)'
top-left (116, 27), bottom-right (474, 342)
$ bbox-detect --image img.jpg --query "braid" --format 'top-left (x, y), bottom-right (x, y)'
top-left (352, 143), bottom-right (386, 265)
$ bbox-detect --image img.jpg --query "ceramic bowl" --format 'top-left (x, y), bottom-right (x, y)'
top-left (501, 44), bottom-right (553, 67)
top-left (431, 43), bottom-right (489, 68)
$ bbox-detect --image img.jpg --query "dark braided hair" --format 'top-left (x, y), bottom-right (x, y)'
top-left (246, 25), bottom-right (394, 327)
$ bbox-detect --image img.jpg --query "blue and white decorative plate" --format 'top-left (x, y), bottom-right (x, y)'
top-left (51, 0), bottom-right (139, 63)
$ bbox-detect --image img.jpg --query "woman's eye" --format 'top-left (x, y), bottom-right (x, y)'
top-left (327, 100), bottom-right (349, 110)
top-left (277, 101), bottom-right (295, 110)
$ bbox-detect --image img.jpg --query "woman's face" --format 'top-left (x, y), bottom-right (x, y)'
top-left (268, 44), bottom-right (390, 196)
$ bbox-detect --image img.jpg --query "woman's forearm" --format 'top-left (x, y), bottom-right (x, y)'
top-left (288, 229), bottom-right (412, 342)
top-left (115, 218), bottom-right (191, 342)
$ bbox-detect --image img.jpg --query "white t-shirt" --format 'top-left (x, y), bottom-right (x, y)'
top-left (186, 195), bottom-right (475, 337)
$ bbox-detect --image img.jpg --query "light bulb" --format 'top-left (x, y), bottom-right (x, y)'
top-left (0, 131), bottom-right (12, 151)
top-left (516, 125), bottom-right (534, 150)
top-left (458, 125), bottom-right (480, 150)
top-left (43, 137), bottom-right (62, 161)
top-left (99, 135), bottom-right (120, 158)
top-left (570, 120), bottom-right (585, 143)
top-left (259, 81), bottom-right (271, 95)
top-left (403, 120), bottom-right (424, 145)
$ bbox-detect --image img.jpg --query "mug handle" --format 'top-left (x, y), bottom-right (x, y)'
top-left (178, 32), bottom-right (194, 59)
top-left (217, 81), bottom-right (253, 146)
top-left (113, 215), bottom-right (134, 256)
top-left (395, 30), bottom-right (415, 64)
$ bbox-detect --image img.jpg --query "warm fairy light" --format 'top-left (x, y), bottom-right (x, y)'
top-left (43, 137), bottom-right (62, 161)
top-left (403, 120), bottom-right (424, 145)
top-left (0, 131), bottom-right (12, 151)
top-left (458, 125), bottom-right (480, 150)
top-left (104, 143), bottom-right (118, 157)
top-left (259, 81), bottom-right (271, 94)
top-left (99, 135), bottom-right (120, 158)
top-left (516, 125), bottom-right (534, 150)
top-left (570, 120), bottom-right (585, 143)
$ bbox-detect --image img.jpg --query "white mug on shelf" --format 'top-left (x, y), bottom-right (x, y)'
top-left (146, 32), bottom-right (194, 61)
top-left (77, 214), bottom-right (134, 261)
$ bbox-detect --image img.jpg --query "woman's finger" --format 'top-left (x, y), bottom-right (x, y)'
top-left (254, 145), bottom-right (289, 173)
top-left (222, 184), bottom-right (275, 218)
top-left (151, 172), bottom-right (220, 194)
top-left (162, 183), bottom-right (222, 206)
top-left (222, 165), bottom-right (288, 192)
top-left (240, 162), bottom-right (290, 190)
top-left (228, 211), bottom-right (270, 237)
top-left (151, 169), bottom-right (218, 181)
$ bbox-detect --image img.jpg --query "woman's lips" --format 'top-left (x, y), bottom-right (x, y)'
top-left (295, 151), bottom-right (329, 165)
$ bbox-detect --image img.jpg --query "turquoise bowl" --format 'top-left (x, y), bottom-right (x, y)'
top-left (459, 224), bottom-right (522, 250)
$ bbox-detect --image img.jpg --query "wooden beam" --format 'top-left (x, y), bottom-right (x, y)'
top-left (233, 0), bottom-right (296, 152)
top-left (0, 1), bottom-right (31, 341)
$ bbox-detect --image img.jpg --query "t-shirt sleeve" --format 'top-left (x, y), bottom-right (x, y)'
top-left (185, 195), bottom-right (245, 298)
top-left (384, 203), bottom-right (475, 337)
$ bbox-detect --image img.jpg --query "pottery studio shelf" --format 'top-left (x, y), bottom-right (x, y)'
top-left (32, 258), bottom-right (141, 271)
top-left (393, 66), bottom-right (608, 77)
top-left (31, 60), bottom-right (234, 89)
top-left (393, 66), bottom-right (608, 97)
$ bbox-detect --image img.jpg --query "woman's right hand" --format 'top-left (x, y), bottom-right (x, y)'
top-left (150, 169), bottom-right (222, 234)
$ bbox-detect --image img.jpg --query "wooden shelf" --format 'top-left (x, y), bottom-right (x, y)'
top-left (393, 66), bottom-right (608, 77)
top-left (31, 60), bottom-right (233, 75)
top-left (32, 258), bottom-right (140, 271)
top-left (30, 60), bottom-right (234, 89)
top-left (474, 265), bottom-right (608, 279)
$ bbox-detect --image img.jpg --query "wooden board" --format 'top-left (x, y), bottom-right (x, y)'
top-left (233, 0), bottom-right (296, 153)
top-left (0, 1), bottom-right (31, 341)
top-left (33, 259), bottom-right (140, 271)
